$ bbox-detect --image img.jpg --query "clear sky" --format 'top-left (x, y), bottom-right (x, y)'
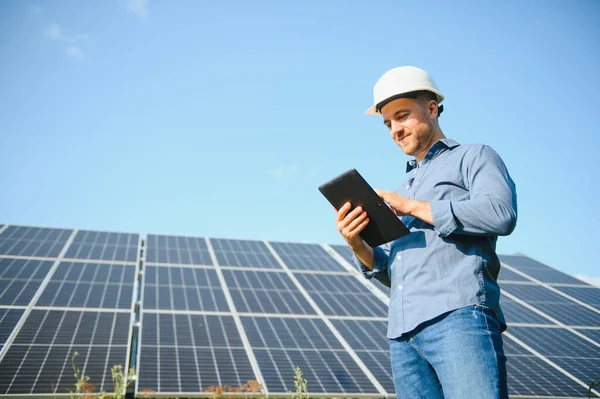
top-left (1, 0), bottom-right (599, 282)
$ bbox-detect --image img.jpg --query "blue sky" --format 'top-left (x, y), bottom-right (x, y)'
top-left (1, 0), bottom-right (599, 282)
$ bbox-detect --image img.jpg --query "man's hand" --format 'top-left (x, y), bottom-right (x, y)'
top-left (335, 202), bottom-right (369, 249)
top-left (335, 202), bottom-right (374, 269)
top-left (375, 189), bottom-right (434, 225)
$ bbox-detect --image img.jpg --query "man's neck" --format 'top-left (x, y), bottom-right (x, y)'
top-left (415, 130), bottom-right (445, 162)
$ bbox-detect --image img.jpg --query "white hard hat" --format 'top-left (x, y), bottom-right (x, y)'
top-left (365, 66), bottom-right (445, 115)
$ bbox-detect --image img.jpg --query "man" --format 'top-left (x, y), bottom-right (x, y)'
top-left (335, 66), bottom-right (517, 399)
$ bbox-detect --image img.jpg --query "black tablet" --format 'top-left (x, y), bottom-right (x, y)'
top-left (318, 168), bottom-right (410, 248)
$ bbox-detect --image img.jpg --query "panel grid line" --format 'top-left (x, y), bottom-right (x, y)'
top-left (503, 290), bottom-right (600, 349)
top-left (502, 262), bottom-right (600, 315)
top-left (0, 228), bottom-right (78, 363)
top-left (264, 240), bottom-right (387, 396)
top-left (204, 238), bottom-right (266, 393)
top-left (504, 331), bottom-right (600, 397)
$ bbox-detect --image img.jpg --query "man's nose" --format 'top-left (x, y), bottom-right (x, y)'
top-left (390, 120), bottom-right (403, 137)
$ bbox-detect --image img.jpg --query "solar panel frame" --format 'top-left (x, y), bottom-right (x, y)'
top-left (210, 238), bottom-right (283, 269)
top-left (507, 326), bottom-right (600, 391)
top-left (240, 315), bottom-right (380, 395)
top-left (64, 230), bottom-right (140, 263)
top-left (0, 308), bottom-right (25, 353)
top-left (269, 242), bottom-right (347, 272)
top-left (142, 264), bottom-right (229, 312)
top-left (501, 255), bottom-right (592, 286)
top-left (145, 234), bottom-right (213, 266)
top-left (221, 269), bottom-right (317, 315)
top-left (136, 312), bottom-right (258, 395)
top-left (502, 283), bottom-right (600, 326)
top-left (294, 273), bottom-right (388, 318)
top-left (0, 258), bottom-right (55, 306)
top-left (0, 226), bottom-right (73, 258)
top-left (330, 319), bottom-right (394, 393)
top-left (329, 244), bottom-right (391, 296)
top-left (35, 261), bottom-right (137, 309)
top-left (0, 309), bottom-right (132, 395)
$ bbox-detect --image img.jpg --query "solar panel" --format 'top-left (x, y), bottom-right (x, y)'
top-left (500, 295), bottom-right (553, 325)
top-left (501, 255), bottom-right (591, 285)
top-left (269, 242), bottom-right (346, 272)
top-left (330, 319), bottom-right (394, 393)
top-left (0, 308), bottom-right (25, 352)
top-left (0, 309), bottom-right (131, 395)
top-left (64, 230), bottom-right (140, 262)
top-left (240, 316), bottom-right (379, 394)
top-left (221, 269), bottom-right (317, 315)
top-left (554, 286), bottom-right (600, 310)
top-left (503, 283), bottom-right (600, 326)
top-left (142, 265), bottom-right (228, 311)
top-left (0, 226), bottom-right (72, 258)
top-left (576, 328), bottom-right (600, 343)
top-left (508, 326), bottom-right (600, 389)
top-left (137, 313), bottom-right (256, 394)
top-left (505, 354), bottom-right (589, 397)
top-left (35, 262), bottom-right (136, 309)
top-left (0, 258), bottom-right (54, 306)
top-left (210, 238), bottom-right (282, 269)
top-left (145, 234), bottom-right (213, 265)
top-left (329, 244), bottom-right (391, 296)
top-left (498, 266), bottom-right (530, 282)
top-left (294, 273), bottom-right (387, 317)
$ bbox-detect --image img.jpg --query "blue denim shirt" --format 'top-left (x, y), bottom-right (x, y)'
top-left (353, 138), bottom-right (517, 339)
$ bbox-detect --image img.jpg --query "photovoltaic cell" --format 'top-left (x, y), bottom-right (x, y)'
top-left (506, 354), bottom-right (588, 398)
top-left (36, 262), bottom-right (135, 309)
top-left (0, 225), bottom-right (72, 258)
top-left (269, 242), bottom-right (346, 272)
top-left (500, 295), bottom-right (552, 325)
top-left (294, 273), bottom-right (387, 317)
top-left (137, 313), bottom-right (256, 393)
top-left (575, 328), bottom-right (600, 343)
top-left (222, 269), bottom-right (316, 315)
top-left (64, 230), bottom-right (139, 262)
top-left (500, 255), bottom-right (591, 285)
top-left (0, 308), bottom-right (25, 352)
top-left (330, 319), bottom-right (393, 393)
top-left (143, 265), bottom-right (228, 312)
top-left (502, 283), bottom-right (600, 326)
top-left (145, 234), bottom-right (213, 265)
top-left (210, 238), bottom-right (282, 269)
top-left (497, 267), bottom-right (529, 282)
top-left (0, 258), bottom-right (54, 306)
top-left (508, 326), bottom-right (600, 387)
top-left (330, 244), bottom-right (391, 296)
top-left (554, 286), bottom-right (600, 311)
top-left (0, 309), bottom-right (130, 394)
top-left (241, 316), bottom-right (378, 394)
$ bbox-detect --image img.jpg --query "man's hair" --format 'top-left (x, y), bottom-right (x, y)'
top-left (376, 90), bottom-right (444, 117)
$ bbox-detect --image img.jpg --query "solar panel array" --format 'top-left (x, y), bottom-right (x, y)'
top-left (0, 225), bottom-right (139, 396)
top-left (0, 224), bottom-right (599, 398)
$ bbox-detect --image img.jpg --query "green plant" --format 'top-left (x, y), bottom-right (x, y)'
top-left (589, 376), bottom-right (600, 399)
top-left (292, 367), bottom-right (309, 399)
top-left (66, 351), bottom-right (97, 398)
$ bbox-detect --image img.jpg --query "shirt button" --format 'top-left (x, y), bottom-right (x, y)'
top-left (397, 284), bottom-right (403, 290)
top-left (396, 254), bottom-right (402, 260)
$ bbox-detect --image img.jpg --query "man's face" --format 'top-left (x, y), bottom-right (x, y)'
top-left (381, 96), bottom-right (438, 160)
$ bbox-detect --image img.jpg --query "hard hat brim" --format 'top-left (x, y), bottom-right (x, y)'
top-left (365, 90), bottom-right (445, 116)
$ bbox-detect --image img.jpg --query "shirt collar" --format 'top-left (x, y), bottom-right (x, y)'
top-left (405, 138), bottom-right (460, 173)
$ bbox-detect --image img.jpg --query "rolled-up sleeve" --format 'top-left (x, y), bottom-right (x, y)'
top-left (430, 145), bottom-right (517, 238)
top-left (352, 244), bottom-right (391, 287)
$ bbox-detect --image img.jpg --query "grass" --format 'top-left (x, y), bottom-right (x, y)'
top-left (66, 352), bottom-right (310, 399)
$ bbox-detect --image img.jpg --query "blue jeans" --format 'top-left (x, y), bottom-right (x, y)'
top-left (389, 304), bottom-right (508, 399)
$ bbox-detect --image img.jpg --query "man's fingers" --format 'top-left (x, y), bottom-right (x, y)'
top-left (342, 211), bottom-right (368, 235)
top-left (335, 202), bottom-right (351, 222)
top-left (346, 215), bottom-right (370, 237)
